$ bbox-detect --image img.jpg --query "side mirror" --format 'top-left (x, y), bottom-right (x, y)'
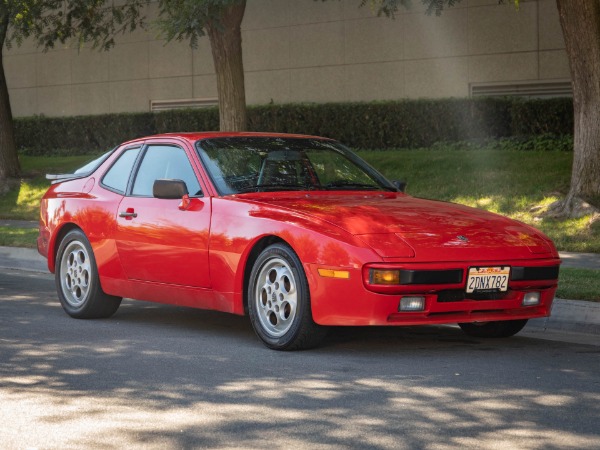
top-left (392, 180), bottom-right (407, 193)
top-left (153, 179), bottom-right (189, 199)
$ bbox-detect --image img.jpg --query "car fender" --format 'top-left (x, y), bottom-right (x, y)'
top-left (208, 197), bottom-right (382, 314)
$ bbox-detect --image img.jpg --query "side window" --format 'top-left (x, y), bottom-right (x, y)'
top-left (101, 147), bottom-right (141, 194)
top-left (132, 145), bottom-right (202, 197)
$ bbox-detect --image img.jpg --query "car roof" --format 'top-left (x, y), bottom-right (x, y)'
top-left (122, 131), bottom-right (332, 146)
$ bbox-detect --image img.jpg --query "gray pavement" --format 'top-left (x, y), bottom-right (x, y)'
top-left (559, 251), bottom-right (600, 269)
top-left (1, 267), bottom-right (599, 449)
top-left (0, 219), bottom-right (37, 229)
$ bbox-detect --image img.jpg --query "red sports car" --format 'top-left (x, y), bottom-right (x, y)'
top-left (38, 132), bottom-right (560, 350)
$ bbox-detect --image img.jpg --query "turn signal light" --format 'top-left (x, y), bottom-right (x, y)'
top-left (369, 269), bottom-right (401, 285)
top-left (318, 268), bottom-right (350, 279)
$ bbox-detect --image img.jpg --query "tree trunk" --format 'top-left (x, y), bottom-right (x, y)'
top-left (0, 13), bottom-right (21, 186)
top-left (206, 0), bottom-right (247, 132)
top-left (556, 0), bottom-right (600, 210)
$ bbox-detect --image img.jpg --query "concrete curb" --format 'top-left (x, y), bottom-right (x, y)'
top-left (1, 245), bottom-right (599, 337)
top-left (0, 246), bottom-right (47, 273)
top-left (527, 299), bottom-right (600, 335)
top-left (559, 252), bottom-right (600, 270)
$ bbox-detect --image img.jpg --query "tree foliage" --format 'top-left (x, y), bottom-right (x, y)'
top-left (0, 0), bottom-right (147, 183)
top-left (156, 0), bottom-right (243, 48)
top-left (2, 0), bottom-right (147, 51)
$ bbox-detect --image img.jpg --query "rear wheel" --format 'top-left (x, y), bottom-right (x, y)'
top-left (458, 319), bottom-right (528, 338)
top-left (56, 229), bottom-right (122, 319)
top-left (248, 243), bottom-right (326, 350)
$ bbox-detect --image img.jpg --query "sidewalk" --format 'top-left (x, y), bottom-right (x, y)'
top-left (0, 243), bottom-right (598, 338)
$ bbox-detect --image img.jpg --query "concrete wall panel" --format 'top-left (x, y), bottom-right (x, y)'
top-left (192, 40), bottom-right (215, 76)
top-left (192, 75), bottom-right (218, 99)
top-left (109, 80), bottom-right (149, 112)
top-left (71, 49), bottom-right (109, 84)
top-left (109, 42), bottom-right (149, 82)
top-left (290, 66), bottom-right (346, 102)
top-left (344, 16), bottom-right (404, 64)
top-left (246, 70), bottom-right (291, 104)
top-left (243, 0), bottom-right (290, 30)
top-left (342, 0), bottom-right (380, 20)
top-left (4, 54), bottom-right (37, 89)
top-left (243, 28), bottom-right (290, 71)
top-left (404, 8), bottom-right (468, 59)
top-left (539, 0), bottom-right (565, 50)
top-left (37, 50), bottom-right (71, 87)
top-left (38, 85), bottom-right (72, 117)
top-left (469, 52), bottom-right (538, 83)
top-left (539, 50), bottom-right (570, 80)
top-left (289, 22), bottom-right (345, 67)
top-left (344, 62), bottom-right (405, 101)
top-left (468, 2), bottom-right (538, 55)
top-left (4, 0), bottom-right (570, 118)
top-left (8, 88), bottom-right (37, 117)
top-left (150, 77), bottom-right (193, 101)
top-left (148, 41), bottom-right (193, 78)
top-left (289, 0), bottom-right (343, 25)
top-left (405, 57), bottom-right (469, 98)
top-left (72, 83), bottom-right (110, 116)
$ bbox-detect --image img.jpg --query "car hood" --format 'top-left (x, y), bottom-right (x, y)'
top-left (246, 193), bottom-right (556, 261)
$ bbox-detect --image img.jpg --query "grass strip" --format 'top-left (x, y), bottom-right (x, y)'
top-left (557, 268), bottom-right (600, 302)
top-left (0, 227), bottom-right (38, 249)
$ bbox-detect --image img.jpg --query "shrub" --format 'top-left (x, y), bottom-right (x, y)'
top-left (15, 97), bottom-right (574, 155)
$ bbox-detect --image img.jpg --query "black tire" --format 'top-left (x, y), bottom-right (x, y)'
top-left (248, 243), bottom-right (327, 350)
top-left (458, 319), bottom-right (528, 338)
top-left (55, 229), bottom-right (122, 319)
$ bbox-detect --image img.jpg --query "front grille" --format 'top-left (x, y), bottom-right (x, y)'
top-left (437, 289), bottom-right (512, 303)
top-left (511, 266), bottom-right (560, 281)
top-left (400, 269), bottom-right (463, 285)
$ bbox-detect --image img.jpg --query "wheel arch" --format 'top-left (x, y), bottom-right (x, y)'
top-left (241, 235), bottom-right (290, 315)
top-left (49, 223), bottom-right (83, 273)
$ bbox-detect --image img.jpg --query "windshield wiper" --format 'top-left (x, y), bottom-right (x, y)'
top-left (237, 184), bottom-right (311, 193)
top-left (324, 180), bottom-right (381, 190)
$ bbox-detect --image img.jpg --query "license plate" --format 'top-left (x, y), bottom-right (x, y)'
top-left (466, 266), bottom-right (510, 293)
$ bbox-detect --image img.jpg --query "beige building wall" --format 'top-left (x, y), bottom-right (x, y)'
top-left (3, 0), bottom-right (569, 118)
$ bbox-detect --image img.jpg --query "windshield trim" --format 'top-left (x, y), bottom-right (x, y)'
top-left (195, 137), bottom-right (396, 196)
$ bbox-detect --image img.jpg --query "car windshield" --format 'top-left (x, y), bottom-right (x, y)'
top-left (196, 137), bottom-right (396, 195)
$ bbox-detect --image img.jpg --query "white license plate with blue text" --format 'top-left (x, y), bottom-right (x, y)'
top-left (466, 266), bottom-right (510, 293)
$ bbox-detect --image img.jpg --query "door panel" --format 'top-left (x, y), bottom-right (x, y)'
top-left (114, 144), bottom-right (211, 288)
top-left (116, 196), bottom-right (211, 288)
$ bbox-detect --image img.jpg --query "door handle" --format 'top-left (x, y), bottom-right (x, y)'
top-left (119, 210), bottom-right (137, 219)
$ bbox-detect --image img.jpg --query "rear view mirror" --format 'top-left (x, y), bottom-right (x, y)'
top-left (153, 179), bottom-right (189, 199)
top-left (392, 180), bottom-right (407, 193)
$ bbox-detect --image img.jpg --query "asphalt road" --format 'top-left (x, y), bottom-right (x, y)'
top-left (1, 269), bottom-right (599, 449)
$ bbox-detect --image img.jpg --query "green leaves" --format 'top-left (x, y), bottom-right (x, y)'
top-left (2, 0), bottom-right (149, 52)
top-left (155, 0), bottom-right (246, 47)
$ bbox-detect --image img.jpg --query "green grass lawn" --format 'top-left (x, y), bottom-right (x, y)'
top-left (0, 226), bottom-right (38, 248)
top-left (556, 268), bottom-right (600, 302)
top-left (0, 154), bottom-right (98, 220)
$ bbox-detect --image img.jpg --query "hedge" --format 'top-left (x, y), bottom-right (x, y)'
top-left (14, 97), bottom-right (573, 155)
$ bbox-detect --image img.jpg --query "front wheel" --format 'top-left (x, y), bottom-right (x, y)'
top-left (458, 319), bottom-right (528, 338)
top-left (55, 229), bottom-right (122, 319)
top-left (248, 243), bottom-right (326, 350)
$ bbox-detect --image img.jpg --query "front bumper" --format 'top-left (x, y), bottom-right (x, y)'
top-left (305, 258), bottom-right (559, 326)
